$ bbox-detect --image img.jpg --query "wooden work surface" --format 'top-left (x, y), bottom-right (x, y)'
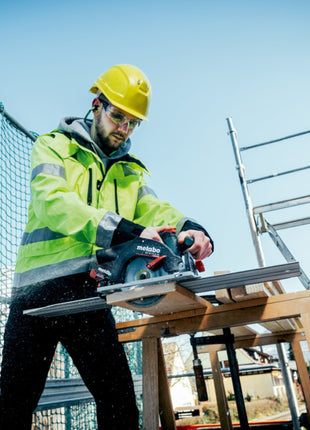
top-left (116, 289), bottom-right (310, 346)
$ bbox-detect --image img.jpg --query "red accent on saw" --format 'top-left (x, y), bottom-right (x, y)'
top-left (161, 226), bottom-right (176, 233)
top-left (195, 260), bottom-right (205, 272)
top-left (90, 269), bottom-right (98, 279)
top-left (90, 269), bottom-right (104, 283)
top-left (146, 255), bottom-right (167, 270)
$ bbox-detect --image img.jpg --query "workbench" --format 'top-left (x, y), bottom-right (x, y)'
top-left (25, 262), bottom-right (310, 430)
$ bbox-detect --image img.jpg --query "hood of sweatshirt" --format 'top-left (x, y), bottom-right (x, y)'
top-left (57, 116), bottom-right (132, 163)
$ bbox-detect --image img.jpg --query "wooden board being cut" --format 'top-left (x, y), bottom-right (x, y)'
top-left (106, 282), bottom-right (210, 315)
top-left (215, 274), bottom-right (285, 304)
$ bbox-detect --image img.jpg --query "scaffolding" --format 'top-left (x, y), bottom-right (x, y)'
top-left (226, 117), bottom-right (310, 289)
top-left (226, 117), bottom-right (310, 429)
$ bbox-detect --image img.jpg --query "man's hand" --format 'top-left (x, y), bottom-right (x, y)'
top-left (178, 229), bottom-right (213, 260)
top-left (139, 225), bottom-right (171, 242)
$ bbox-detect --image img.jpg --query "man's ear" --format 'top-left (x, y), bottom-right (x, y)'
top-left (92, 98), bottom-right (101, 114)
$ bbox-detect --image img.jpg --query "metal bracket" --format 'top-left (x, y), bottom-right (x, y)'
top-left (264, 219), bottom-right (310, 290)
top-left (193, 333), bottom-right (235, 346)
top-left (117, 326), bottom-right (136, 335)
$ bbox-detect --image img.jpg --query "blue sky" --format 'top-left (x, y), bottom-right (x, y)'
top-left (1, 0), bottom-right (310, 293)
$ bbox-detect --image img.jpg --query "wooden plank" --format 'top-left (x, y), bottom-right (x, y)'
top-left (107, 282), bottom-right (210, 315)
top-left (143, 338), bottom-right (159, 430)
top-left (269, 280), bottom-right (285, 294)
top-left (230, 283), bottom-right (269, 302)
top-left (291, 338), bottom-right (310, 420)
top-left (210, 351), bottom-right (233, 430)
top-left (234, 330), bottom-right (305, 349)
top-left (277, 319), bottom-right (297, 330)
top-left (215, 289), bottom-right (232, 303)
top-left (217, 280), bottom-right (285, 303)
top-left (216, 279), bottom-right (284, 304)
top-left (214, 271), bottom-right (233, 303)
top-left (301, 312), bottom-right (310, 353)
top-left (262, 282), bottom-right (275, 295)
top-left (196, 330), bottom-right (305, 353)
top-left (261, 319), bottom-right (296, 331)
top-left (261, 321), bottom-right (292, 332)
top-left (292, 317), bottom-right (303, 329)
top-left (158, 339), bottom-right (176, 430)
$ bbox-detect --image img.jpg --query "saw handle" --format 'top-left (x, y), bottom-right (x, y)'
top-left (180, 237), bottom-right (205, 271)
top-left (184, 236), bottom-right (195, 248)
top-left (158, 227), bottom-right (195, 248)
top-left (159, 230), bottom-right (195, 255)
top-left (179, 236), bottom-right (195, 253)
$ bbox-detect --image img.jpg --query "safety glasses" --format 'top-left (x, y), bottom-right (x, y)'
top-left (105, 104), bottom-right (141, 130)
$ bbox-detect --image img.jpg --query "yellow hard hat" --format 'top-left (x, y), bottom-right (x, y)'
top-left (90, 64), bottom-right (151, 121)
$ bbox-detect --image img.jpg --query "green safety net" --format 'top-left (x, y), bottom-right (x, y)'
top-left (0, 104), bottom-right (143, 429)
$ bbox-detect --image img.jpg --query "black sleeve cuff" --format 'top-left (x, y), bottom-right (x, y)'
top-left (181, 220), bottom-right (214, 252)
top-left (111, 218), bottom-right (145, 246)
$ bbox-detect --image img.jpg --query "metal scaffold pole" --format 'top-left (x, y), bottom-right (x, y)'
top-left (277, 343), bottom-right (300, 429)
top-left (226, 117), bottom-right (301, 430)
top-left (226, 117), bottom-right (265, 268)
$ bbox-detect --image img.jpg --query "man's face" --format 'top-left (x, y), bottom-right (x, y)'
top-left (95, 103), bottom-right (139, 155)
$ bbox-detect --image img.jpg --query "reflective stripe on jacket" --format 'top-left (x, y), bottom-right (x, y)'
top-left (14, 132), bottom-right (187, 289)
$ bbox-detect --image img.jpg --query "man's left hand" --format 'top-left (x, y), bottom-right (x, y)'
top-left (177, 229), bottom-right (213, 260)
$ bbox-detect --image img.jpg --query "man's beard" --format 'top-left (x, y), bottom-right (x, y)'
top-left (96, 132), bottom-right (113, 155)
top-left (95, 118), bottom-right (125, 155)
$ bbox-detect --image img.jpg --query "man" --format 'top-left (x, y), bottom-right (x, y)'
top-left (0, 64), bottom-right (213, 429)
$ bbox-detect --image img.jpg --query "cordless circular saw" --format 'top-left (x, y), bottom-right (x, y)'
top-left (90, 228), bottom-right (205, 308)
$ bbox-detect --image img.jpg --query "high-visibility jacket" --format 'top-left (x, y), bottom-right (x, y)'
top-left (14, 131), bottom-right (188, 290)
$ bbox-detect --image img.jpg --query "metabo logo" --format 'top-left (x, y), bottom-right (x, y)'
top-left (137, 245), bottom-right (161, 254)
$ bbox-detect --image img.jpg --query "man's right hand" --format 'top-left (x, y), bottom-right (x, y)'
top-left (139, 225), bottom-right (172, 242)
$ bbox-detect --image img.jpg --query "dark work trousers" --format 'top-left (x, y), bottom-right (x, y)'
top-left (0, 273), bottom-right (139, 430)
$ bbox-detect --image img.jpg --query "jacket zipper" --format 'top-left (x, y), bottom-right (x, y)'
top-left (114, 179), bottom-right (119, 215)
top-left (87, 168), bottom-right (93, 206)
top-left (96, 163), bottom-right (104, 191)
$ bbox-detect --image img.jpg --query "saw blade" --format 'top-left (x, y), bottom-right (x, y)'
top-left (124, 257), bottom-right (167, 283)
top-left (124, 257), bottom-right (168, 307)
